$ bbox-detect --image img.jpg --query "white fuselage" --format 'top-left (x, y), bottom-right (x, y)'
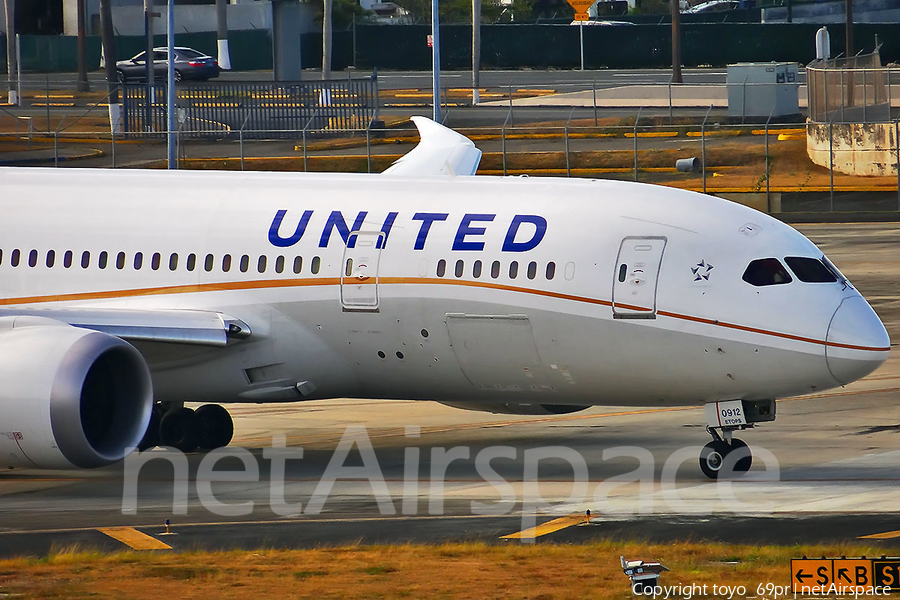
top-left (0, 168), bottom-right (889, 409)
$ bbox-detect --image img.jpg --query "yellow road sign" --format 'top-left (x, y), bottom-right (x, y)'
top-left (566, 0), bottom-right (594, 16)
top-left (791, 559), bottom-right (833, 592)
top-left (874, 560), bottom-right (900, 592)
top-left (834, 559), bottom-right (874, 588)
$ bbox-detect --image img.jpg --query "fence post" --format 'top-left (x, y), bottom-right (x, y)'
top-left (863, 67), bottom-right (867, 123)
top-left (54, 131), bottom-right (59, 167)
top-left (508, 83), bottom-right (514, 127)
top-left (895, 120), bottom-right (899, 211)
top-left (633, 107), bottom-right (642, 182)
top-left (111, 129), bottom-right (116, 169)
top-left (668, 77), bottom-right (673, 123)
top-left (366, 122), bottom-right (372, 173)
top-left (565, 107), bottom-right (575, 177)
top-left (239, 115), bottom-right (250, 172)
top-left (701, 104), bottom-right (712, 194)
top-left (592, 77), bottom-right (598, 127)
top-left (502, 108), bottom-right (511, 177)
top-left (829, 121), bottom-right (835, 212)
top-left (764, 106), bottom-right (776, 212)
top-left (46, 76), bottom-right (52, 132)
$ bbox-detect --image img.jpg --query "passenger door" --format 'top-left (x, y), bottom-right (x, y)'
top-left (612, 236), bottom-right (666, 319)
top-left (340, 231), bottom-right (383, 311)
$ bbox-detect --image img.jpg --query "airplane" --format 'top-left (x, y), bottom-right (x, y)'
top-left (0, 117), bottom-right (889, 479)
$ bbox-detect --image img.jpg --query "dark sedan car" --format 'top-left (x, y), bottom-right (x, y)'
top-left (116, 47), bottom-right (220, 83)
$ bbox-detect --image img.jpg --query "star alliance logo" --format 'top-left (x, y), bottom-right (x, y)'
top-left (692, 260), bottom-right (713, 281)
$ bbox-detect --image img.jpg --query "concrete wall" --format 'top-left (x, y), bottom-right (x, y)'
top-left (807, 121), bottom-right (900, 176)
top-left (63, 0), bottom-right (273, 36)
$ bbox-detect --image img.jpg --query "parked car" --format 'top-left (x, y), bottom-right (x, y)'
top-left (683, 0), bottom-right (739, 12)
top-left (116, 47), bottom-right (220, 83)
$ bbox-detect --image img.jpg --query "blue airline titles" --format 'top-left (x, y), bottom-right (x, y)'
top-left (268, 210), bottom-right (548, 252)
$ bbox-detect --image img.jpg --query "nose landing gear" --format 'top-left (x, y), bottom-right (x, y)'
top-left (699, 428), bottom-right (752, 479)
top-left (699, 399), bottom-right (775, 479)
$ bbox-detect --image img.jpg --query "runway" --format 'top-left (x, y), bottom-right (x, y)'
top-left (0, 222), bottom-right (898, 558)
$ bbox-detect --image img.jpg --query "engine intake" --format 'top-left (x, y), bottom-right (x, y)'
top-left (0, 317), bottom-right (152, 469)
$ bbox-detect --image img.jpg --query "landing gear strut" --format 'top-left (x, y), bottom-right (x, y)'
top-left (138, 402), bottom-right (234, 453)
top-left (699, 399), bottom-right (775, 479)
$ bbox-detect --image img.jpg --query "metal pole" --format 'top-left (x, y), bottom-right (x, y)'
top-left (895, 119), bottom-right (899, 211)
top-left (566, 107), bottom-right (574, 177)
top-left (863, 67), bottom-right (867, 123)
top-left (145, 0), bottom-right (154, 133)
top-left (4, 0), bottom-right (17, 105)
top-left (579, 22), bottom-right (585, 71)
top-left (670, 0), bottom-right (683, 84)
top-left (167, 0), bottom-right (176, 169)
top-left (15, 33), bottom-right (21, 105)
top-left (366, 123), bottom-right (372, 173)
top-left (508, 83), bottom-right (514, 126)
top-left (592, 77), bottom-right (598, 126)
top-left (829, 121), bottom-right (835, 211)
top-left (46, 76), bottom-right (51, 132)
top-left (472, 0), bottom-right (481, 105)
top-left (111, 129), bottom-right (116, 168)
top-left (668, 77), bottom-right (673, 122)
top-left (502, 108), bottom-right (510, 176)
top-left (765, 106), bottom-right (775, 212)
top-left (702, 104), bottom-right (712, 194)
top-left (322, 0), bottom-right (333, 80)
top-left (54, 131), bottom-right (59, 167)
top-left (845, 0), bottom-right (853, 59)
top-left (431, 0), bottom-right (441, 123)
top-left (77, 0), bottom-right (90, 92)
top-left (634, 107), bottom-right (642, 182)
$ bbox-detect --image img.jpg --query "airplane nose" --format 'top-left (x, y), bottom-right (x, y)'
top-left (826, 296), bottom-right (891, 385)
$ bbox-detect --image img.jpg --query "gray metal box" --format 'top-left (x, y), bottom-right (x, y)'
top-left (727, 62), bottom-right (800, 118)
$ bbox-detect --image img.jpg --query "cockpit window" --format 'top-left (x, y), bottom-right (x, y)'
top-left (784, 257), bottom-right (837, 283)
top-left (742, 258), bottom-right (792, 286)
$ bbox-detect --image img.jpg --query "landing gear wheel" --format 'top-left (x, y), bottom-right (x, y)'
top-left (699, 440), bottom-right (731, 479)
top-left (195, 404), bottom-right (234, 450)
top-left (159, 407), bottom-right (199, 452)
top-left (729, 438), bottom-right (752, 473)
top-left (137, 405), bottom-right (162, 451)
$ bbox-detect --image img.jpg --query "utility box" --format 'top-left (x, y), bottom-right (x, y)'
top-left (727, 62), bottom-right (799, 119)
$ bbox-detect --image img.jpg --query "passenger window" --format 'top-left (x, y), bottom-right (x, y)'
top-left (742, 258), bottom-right (792, 286)
top-left (509, 261), bottom-right (519, 279)
top-left (28, 250), bottom-right (37, 268)
top-left (151, 252), bottom-right (161, 270)
top-left (275, 256), bottom-right (285, 274)
top-left (785, 257), bottom-right (837, 283)
top-left (204, 254), bottom-right (214, 272)
top-left (240, 255), bottom-right (249, 273)
top-left (311, 256), bottom-right (321, 274)
top-left (546, 262), bottom-right (556, 280)
top-left (116, 252), bottom-right (125, 269)
top-left (455, 259), bottom-right (464, 278)
top-left (169, 253), bottom-right (178, 271)
top-left (186, 253), bottom-right (197, 271)
top-left (134, 252), bottom-right (143, 270)
top-left (0, 249), bottom-right (3, 265)
top-left (527, 261), bottom-right (537, 279)
top-left (618, 264), bottom-right (627, 282)
top-left (258, 255), bottom-right (267, 273)
top-left (473, 260), bottom-right (482, 278)
top-left (46, 250), bottom-right (55, 268)
top-left (491, 260), bottom-right (500, 279)
top-left (222, 254), bottom-right (232, 272)
top-left (10, 249), bottom-right (19, 267)
top-left (81, 251), bottom-right (90, 269)
top-left (98, 251), bottom-right (108, 269)
top-left (293, 256), bottom-right (302, 274)
top-left (64, 250), bottom-right (73, 268)
top-left (436, 259), bottom-right (446, 277)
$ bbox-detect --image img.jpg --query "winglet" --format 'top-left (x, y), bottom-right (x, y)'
top-left (382, 116), bottom-right (483, 177)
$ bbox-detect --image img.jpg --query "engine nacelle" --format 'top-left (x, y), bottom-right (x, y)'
top-left (439, 401), bottom-right (590, 416)
top-left (0, 317), bottom-right (152, 469)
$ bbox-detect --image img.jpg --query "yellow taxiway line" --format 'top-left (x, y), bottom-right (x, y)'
top-left (859, 529), bottom-right (900, 540)
top-left (500, 514), bottom-right (587, 539)
top-left (97, 527), bottom-right (172, 550)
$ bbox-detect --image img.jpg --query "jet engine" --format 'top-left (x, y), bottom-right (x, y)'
top-left (0, 317), bottom-right (152, 469)
top-left (439, 401), bottom-right (590, 416)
